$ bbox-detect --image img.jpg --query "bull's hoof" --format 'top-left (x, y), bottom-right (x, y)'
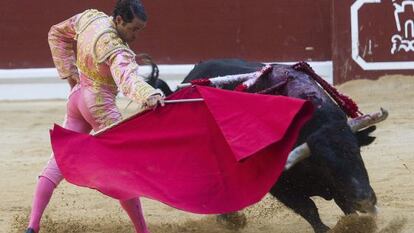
top-left (25, 228), bottom-right (36, 233)
top-left (329, 214), bottom-right (376, 233)
top-left (315, 225), bottom-right (330, 233)
top-left (216, 212), bottom-right (247, 230)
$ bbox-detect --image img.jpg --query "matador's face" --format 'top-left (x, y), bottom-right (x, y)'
top-left (115, 16), bottom-right (146, 44)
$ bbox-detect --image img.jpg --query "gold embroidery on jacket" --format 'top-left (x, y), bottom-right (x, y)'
top-left (77, 62), bottom-right (116, 86)
top-left (93, 29), bottom-right (135, 64)
top-left (75, 9), bottom-right (107, 40)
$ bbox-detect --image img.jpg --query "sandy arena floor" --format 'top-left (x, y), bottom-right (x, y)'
top-left (0, 75), bottom-right (413, 233)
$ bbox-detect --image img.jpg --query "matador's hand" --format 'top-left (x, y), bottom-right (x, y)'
top-left (67, 74), bottom-right (80, 89)
top-left (143, 93), bottom-right (165, 109)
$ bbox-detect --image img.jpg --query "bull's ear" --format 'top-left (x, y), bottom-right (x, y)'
top-left (355, 125), bottom-right (377, 147)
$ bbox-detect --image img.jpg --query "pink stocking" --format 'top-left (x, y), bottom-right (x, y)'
top-left (120, 198), bottom-right (149, 233)
top-left (27, 177), bottom-right (56, 232)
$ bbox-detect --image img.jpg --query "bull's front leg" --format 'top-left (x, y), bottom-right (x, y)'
top-left (269, 188), bottom-right (330, 233)
top-left (216, 212), bottom-right (247, 230)
top-left (333, 197), bottom-right (356, 215)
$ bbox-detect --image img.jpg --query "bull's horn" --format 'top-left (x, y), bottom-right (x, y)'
top-left (348, 108), bottom-right (389, 132)
top-left (284, 143), bottom-right (311, 170)
top-left (285, 108), bottom-right (389, 170)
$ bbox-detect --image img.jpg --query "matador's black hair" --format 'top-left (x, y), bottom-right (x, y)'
top-left (113, 0), bottom-right (147, 23)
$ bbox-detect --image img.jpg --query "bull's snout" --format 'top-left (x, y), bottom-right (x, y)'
top-left (354, 190), bottom-right (377, 214)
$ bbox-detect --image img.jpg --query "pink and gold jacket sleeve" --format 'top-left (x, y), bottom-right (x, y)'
top-left (48, 14), bottom-right (80, 79)
top-left (107, 51), bottom-right (163, 102)
top-left (48, 9), bottom-right (161, 103)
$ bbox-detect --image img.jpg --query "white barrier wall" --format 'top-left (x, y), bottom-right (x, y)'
top-left (0, 62), bottom-right (332, 100)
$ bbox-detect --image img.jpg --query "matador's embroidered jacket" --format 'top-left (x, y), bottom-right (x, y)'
top-left (48, 9), bottom-right (161, 103)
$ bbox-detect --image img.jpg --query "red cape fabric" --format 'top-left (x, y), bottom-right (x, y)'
top-left (51, 86), bottom-right (313, 214)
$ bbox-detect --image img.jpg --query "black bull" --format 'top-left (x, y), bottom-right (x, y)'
top-left (149, 59), bottom-right (379, 233)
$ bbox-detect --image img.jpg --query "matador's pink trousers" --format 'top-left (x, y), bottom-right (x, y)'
top-left (28, 80), bottom-right (149, 233)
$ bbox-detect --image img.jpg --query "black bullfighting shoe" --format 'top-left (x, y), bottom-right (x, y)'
top-left (25, 228), bottom-right (36, 233)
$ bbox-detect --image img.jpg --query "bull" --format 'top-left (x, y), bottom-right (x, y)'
top-left (175, 59), bottom-right (387, 233)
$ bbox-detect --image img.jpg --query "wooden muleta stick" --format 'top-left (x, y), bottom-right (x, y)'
top-left (93, 98), bottom-right (204, 136)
